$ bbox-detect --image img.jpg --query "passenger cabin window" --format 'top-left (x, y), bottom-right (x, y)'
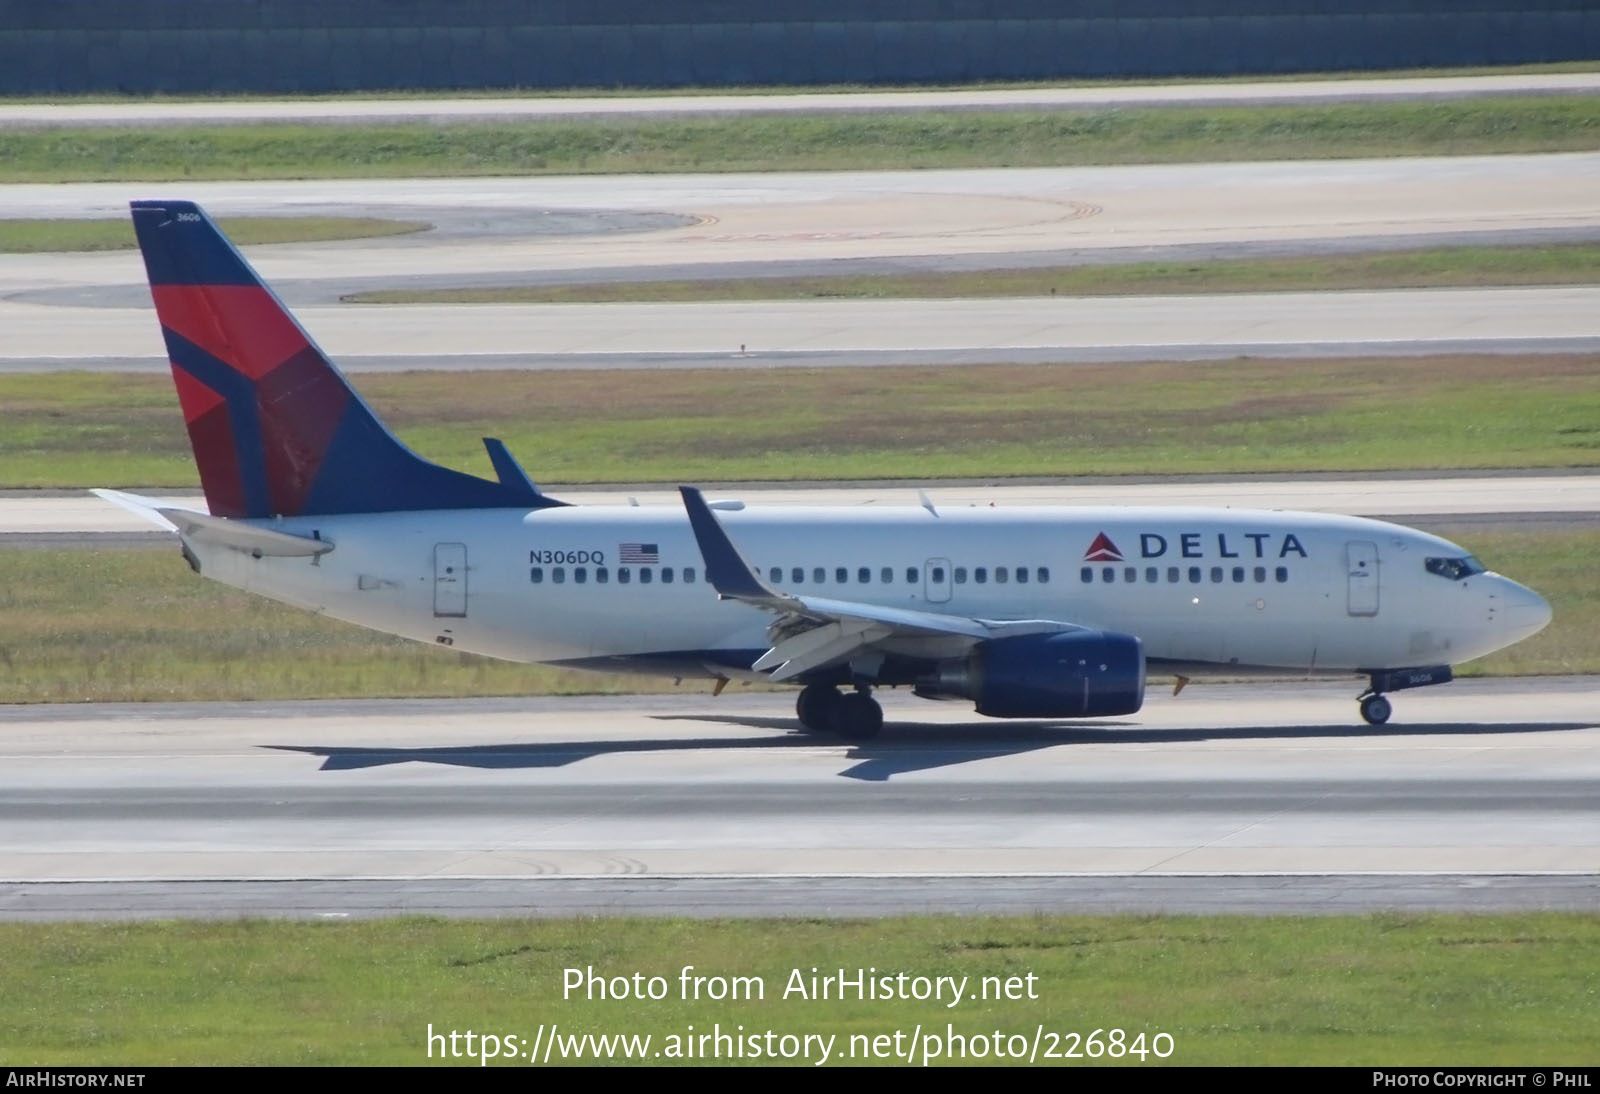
top-left (619, 568), bottom-right (631, 584)
top-left (1275, 566), bottom-right (1289, 583)
top-left (881, 567), bottom-right (893, 584)
top-left (975, 567), bottom-right (987, 584)
top-left (639, 568), bottom-right (652, 584)
top-left (1123, 567), bottom-right (1136, 584)
top-left (1081, 567), bottom-right (1093, 584)
top-left (1188, 567), bottom-right (1202, 584)
top-left (1016, 567), bottom-right (1028, 585)
top-left (770, 567), bottom-right (782, 584)
top-left (661, 568), bottom-right (674, 584)
top-left (906, 567), bottom-right (919, 584)
top-left (1232, 566), bottom-right (1245, 583)
top-left (996, 567), bottom-right (1008, 584)
top-left (597, 567), bottom-right (609, 584)
top-left (553, 567), bottom-right (565, 584)
top-left (684, 568), bottom-right (696, 584)
top-left (1145, 567), bottom-right (1158, 584)
top-left (792, 567), bottom-right (804, 584)
top-left (1253, 566), bottom-right (1266, 583)
top-left (1167, 567), bottom-right (1180, 583)
top-left (574, 567), bottom-right (586, 584)
top-left (814, 567), bottom-right (826, 584)
top-left (835, 567), bottom-right (848, 584)
top-left (1102, 567), bottom-right (1115, 583)
top-left (1037, 567), bottom-right (1049, 584)
top-left (1425, 556), bottom-right (1486, 581)
top-left (930, 566), bottom-right (945, 583)
top-left (955, 567), bottom-right (968, 584)
top-left (530, 567), bottom-right (544, 583)
top-left (858, 567), bottom-right (871, 584)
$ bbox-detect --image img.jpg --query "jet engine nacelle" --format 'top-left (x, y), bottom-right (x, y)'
top-left (917, 630), bottom-right (1145, 718)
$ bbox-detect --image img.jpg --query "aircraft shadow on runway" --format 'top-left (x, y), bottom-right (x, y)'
top-left (265, 719), bottom-right (1591, 783)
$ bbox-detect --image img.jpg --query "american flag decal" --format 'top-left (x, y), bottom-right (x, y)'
top-left (619, 542), bottom-right (659, 564)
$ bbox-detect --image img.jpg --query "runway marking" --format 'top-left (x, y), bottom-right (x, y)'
top-left (7, 870), bottom-right (1599, 883)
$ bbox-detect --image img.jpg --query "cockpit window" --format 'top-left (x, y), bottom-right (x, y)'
top-left (1425, 556), bottom-right (1486, 581)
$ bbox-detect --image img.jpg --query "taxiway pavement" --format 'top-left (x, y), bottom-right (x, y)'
top-left (4, 72), bottom-right (1597, 128)
top-left (5, 474), bottom-right (1599, 544)
top-left (3, 154), bottom-right (1597, 370)
top-left (1, 679), bottom-right (1596, 918)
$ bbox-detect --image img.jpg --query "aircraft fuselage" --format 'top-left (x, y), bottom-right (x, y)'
top-left (193, 503), bottom-right (1550, 684)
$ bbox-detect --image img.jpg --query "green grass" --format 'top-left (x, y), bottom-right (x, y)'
top-left (0, 548), bottom-right (692, 703)
top-left (1, 915), bottom-right (1595, 1065)
top-left (0, 216), bottom-right (429, 253)
top-left (346, 244), bottom-right (1600, 305)
top-left (1, 97), bottom-right (1596, 182)
top-left (0, 524), bottom-right (1587, 704)
top-left (4, 357), bottom-right (1598, 490)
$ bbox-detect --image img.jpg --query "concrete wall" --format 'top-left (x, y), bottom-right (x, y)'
top-left (2, 1), bottom-right (1596, 96)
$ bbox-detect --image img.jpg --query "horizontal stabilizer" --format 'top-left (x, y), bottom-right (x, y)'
top-left (91, 488), bottom-right (185, 533)
top-left (158, 508), bottom-right (334, 557)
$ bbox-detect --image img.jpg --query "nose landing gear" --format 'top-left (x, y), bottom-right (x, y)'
top-left (1355, 665), bottom-right (1453, 725)
top-left (1357, 691), bottom-right (1393, 725)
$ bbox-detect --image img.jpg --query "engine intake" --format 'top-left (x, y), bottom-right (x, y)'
top-left (917, 630), bottom-right (1145, 718)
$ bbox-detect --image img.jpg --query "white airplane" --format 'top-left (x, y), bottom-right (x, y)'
top-left (101, 200), bottom-right (1553, 738)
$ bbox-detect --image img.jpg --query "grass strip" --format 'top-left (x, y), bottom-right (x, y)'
top-left (0, 97), bottom-right (1596, 182)
top-left (0, 524), bottom-right (1587, 704)
top-left (0, 216), bottom-right (429, 253)
top-left (2, 914), bottom-right (1596, 1065)
top-left (3, 357), bottom-right (1598, 490)
top-left (346, 244), bottom-right (1600, 304)
top-left (0, 547), bottom-right (682, 703)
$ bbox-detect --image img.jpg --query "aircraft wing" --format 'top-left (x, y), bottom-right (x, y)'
top-left (680, 486), bottom-right (1078, 681)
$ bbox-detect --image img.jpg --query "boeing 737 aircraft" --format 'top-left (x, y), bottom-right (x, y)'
top-left (102, 200), bottom-right (1553, 738)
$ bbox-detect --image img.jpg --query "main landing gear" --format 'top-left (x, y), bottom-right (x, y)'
top-left (1355, 665), bottom-right (1454, 726)
top-left (796, 682), bottom-right (883, 741)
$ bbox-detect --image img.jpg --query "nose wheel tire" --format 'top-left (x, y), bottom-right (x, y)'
top-left (1359, 694), bottom-right (1392, 725)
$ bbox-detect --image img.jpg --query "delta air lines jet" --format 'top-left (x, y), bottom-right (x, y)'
top-left (100, 201), bottom-right (1553, 738)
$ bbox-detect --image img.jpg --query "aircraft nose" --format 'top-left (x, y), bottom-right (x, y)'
top-left (1502, 581), bottom-right (1553, 637)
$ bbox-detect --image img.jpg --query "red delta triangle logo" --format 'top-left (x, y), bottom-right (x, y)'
top-left (1083, 532), bottom-right (1124, 562)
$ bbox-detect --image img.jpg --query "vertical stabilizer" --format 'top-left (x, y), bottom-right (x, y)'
top-left (129, 200), bottom-right (561, 518)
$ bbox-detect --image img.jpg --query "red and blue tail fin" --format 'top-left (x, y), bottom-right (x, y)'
top-left (130, 200), bottom-right (562, 519)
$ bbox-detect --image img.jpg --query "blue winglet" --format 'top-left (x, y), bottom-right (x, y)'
top-left (483, 438), bottom-right (560, 505)
top-left (679, 486), bottom-right (785, 604)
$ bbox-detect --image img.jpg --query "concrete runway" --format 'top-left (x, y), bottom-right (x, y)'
top-left (3, 154), bottom-right (1598, 369)
top-left (6, 288), bottom-right (1599, 370)
top-left (3, 72), bottom-right (1597, 128)
top-left (1, 679), bottom-right (1596, 918)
